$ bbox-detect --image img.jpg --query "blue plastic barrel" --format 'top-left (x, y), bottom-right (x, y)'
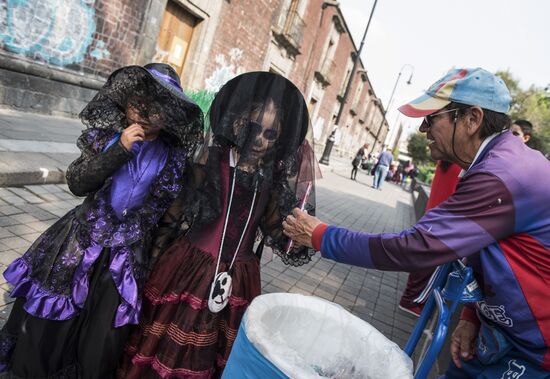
top-left (223, 293), bottom-right (413, 379)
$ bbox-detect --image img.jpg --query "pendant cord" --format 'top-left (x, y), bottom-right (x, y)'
top-left (212, 153), bottom-right (258, 285)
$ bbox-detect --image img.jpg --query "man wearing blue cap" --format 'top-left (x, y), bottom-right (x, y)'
top-left (283, 68), bottom-right (550, 378)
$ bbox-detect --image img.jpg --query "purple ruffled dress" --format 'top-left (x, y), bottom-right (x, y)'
top-left (0, 128), bottom-right (187, 378)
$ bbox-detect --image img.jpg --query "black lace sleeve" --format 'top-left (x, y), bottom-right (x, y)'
top-left (260, 184), bottom-right (315, 267)
top-left (149, 192), bottom-right (187, 266)
top-left (148, 155), bottom-right (201, 267)
top-left (66, 129), bottom-right (133, 197)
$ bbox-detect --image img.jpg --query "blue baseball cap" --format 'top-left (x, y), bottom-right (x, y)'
top-left (399, 68), bottom-right (512, 117)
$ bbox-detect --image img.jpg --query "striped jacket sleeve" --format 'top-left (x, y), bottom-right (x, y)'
top-left (320, 173), bottom-right (515, 271)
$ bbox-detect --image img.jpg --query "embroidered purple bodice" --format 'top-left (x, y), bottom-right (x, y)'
top-left (3, 128), bottom-right (187, 328)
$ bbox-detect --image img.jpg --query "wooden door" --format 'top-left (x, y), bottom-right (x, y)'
top-left (155, 1), bottom-right (197, 76)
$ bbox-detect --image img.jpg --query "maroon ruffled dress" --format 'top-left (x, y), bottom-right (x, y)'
top-left (120, 152), bottom-right (271, 378)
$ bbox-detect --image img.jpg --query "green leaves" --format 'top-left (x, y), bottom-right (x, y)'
top-left (496, 70), bottom-right (550, 157)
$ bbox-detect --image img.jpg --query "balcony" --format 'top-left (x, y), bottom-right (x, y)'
top-left (314, 58), bottom-right (335, 88)
top-left (273, 9), bottom-right (305, 57)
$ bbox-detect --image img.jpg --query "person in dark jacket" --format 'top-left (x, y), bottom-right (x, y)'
top-left (351, 143), bottom-right (369, 180)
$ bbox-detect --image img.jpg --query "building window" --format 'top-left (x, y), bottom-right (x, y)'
top-left (273, 0), bottom-right (307, 57)
top-left (314, 20), bottom-right (341, 88)
top-left (337, 57), bottom-right (353, 101)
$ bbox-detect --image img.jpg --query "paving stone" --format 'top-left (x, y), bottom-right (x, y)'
top-left (0, 228), bottom-right (15, 239)
top-left (288, 287), bottom-right (313, 296)
top-left (336, 288), bottom-right (357, 302)
top-left (56, 184), bottom-right (71, 193)
top-left (6, 223), bottom-right (36, 236)
top-left (0, 205), bottom-right (22, 216)
top-left (0, 216), bottom-right (19, 227)
top-left (24, 185), bottom-right (51, 195)
top-left (0, 250), bottom-right (20, 266)
top-left (37, 193), bottom-right (64, 202)
top-left (10, 212), bottom-right (40, 224)
top-left (333, 295), bottom-right (355, 310)
top-left (280, 268), bottom-right (304, 281)
top-left (313, 287), bottom-right (335, 301)
top-left (14, 204), bottom-right (57, 221)
top-left (262, 283), bottom-right (288, 294)
top-left (276, 273), bottom-right (298, 286)
top-left (27, 220), bottom-right (53, 233)
top-left (294, 280), bottom-right (317, 293)
top-left (6, 187), bottom-right (43, 204)
top-left (21, 232), bottom-right (42, 243)
top-left (339, 283), bottom-right (362, 295)
top-left (41, 184), bottom-right (64, 193)
top-left (0, 236), bottom-right (29, 250)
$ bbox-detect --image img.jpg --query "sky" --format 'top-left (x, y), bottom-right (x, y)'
top-left (339, 0), bottom-right (550, 145)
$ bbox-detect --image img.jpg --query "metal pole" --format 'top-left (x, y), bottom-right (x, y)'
top-left (320, 0), bottom-right (378, 165)
top-left (370, 64), bottom-right (413, 154)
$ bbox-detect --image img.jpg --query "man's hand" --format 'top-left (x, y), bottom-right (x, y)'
top-left (120, 124), bottom-right (145, 151)
top-left (450, 319), bottom-right (479, 368)
top-left (282, 208), bottom-right (323, 249)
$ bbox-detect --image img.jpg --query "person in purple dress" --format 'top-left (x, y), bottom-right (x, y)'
top-left (0, 63), bottom-right (203, 378)
top-left (119, 72), bottom-right (320, 378)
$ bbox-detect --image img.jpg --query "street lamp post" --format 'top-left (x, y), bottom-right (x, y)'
top-left (370, 64), bottom-right (414, 154)
top-left (319, 0), bottom-right (378, 165)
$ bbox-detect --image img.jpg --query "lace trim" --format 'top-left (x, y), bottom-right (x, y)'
top-left (132, 354), bottom-right (215, 379)
top-left (144, 287), bottom-right (249, 309)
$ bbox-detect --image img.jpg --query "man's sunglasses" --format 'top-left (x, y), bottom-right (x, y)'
top-left (424, 108), bottom-right (461, 127)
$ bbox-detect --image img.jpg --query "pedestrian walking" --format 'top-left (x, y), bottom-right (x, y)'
top-left (351, 143), bottom-right (369, 180)
top-left (373, 147), bottom-right (393, 190)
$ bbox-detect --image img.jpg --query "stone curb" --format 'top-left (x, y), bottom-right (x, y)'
top-left (0, 169), bottom-right (66, 187)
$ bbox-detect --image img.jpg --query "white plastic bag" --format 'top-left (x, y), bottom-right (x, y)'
top-left (244, 293), bottom-right (413, 379)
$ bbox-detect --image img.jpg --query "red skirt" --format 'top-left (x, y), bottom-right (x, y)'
top-left (118, 237), bottom-right (261, 378)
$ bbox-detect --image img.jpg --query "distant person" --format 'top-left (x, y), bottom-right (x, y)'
top-left (510, 119), bottom-right (533, 143)
top-left (372, 147), bottom-right (393, 190)
top-left (402, 160), bottom-right (414, 186)
top-left (351, 143), bottom-right (369, 180)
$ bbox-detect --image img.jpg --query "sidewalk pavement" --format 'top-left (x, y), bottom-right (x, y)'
top-left (0, 109), bottom-right (82, 186)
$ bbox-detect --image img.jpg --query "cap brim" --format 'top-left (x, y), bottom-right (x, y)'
top-left (398, 93), bottom-right (450, 118)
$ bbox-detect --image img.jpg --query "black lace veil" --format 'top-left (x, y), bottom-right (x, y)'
top-left (184, 72), bottom-right (320, 266)
top-left (78, 64), bottom-right (203, 149)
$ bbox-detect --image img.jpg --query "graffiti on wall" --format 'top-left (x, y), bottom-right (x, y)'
top-left (204, 48), bottom-right (245, 92)
top-left (0, 0), bottom-right (103, 65)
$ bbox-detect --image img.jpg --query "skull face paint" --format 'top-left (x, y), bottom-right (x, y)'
top-left (233, 99), bottom-right (280, 170)
top-left (208, 272), bottom-right (233, 313)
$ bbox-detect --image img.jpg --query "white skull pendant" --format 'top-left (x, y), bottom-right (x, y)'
top-left (208, 272), bottom-right (233, 313)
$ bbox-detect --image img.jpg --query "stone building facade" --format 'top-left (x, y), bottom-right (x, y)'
top-left (0, 0), bottom-right (389, 154)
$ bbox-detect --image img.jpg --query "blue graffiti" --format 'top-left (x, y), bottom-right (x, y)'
top-left (90, 40), bottom-right (110, 60)
top-left (0, 0), bottom-right (101, 66)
